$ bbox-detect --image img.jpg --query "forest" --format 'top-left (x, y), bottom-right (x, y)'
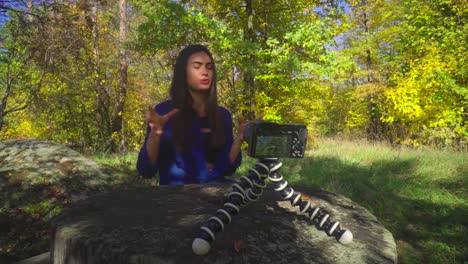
top-left (0, 0), bottom-right (465, 151)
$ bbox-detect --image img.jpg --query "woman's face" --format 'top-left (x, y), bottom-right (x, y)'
top-left (186, 51), bottom-right (214, 92)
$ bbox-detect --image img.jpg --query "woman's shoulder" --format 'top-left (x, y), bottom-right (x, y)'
top-left (218, 106), bottom-right (231, 115)
top-left (217, 106), bottom-right (233, 119)
top-left (154, 100), bottom-right (173, 115)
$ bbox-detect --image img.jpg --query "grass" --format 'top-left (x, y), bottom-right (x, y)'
top-left (237, 138), bottom-right (466, 264)
top-left (1, 138), bottom-right (466, 263)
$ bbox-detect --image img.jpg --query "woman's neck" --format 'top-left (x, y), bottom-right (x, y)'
top-left (189, 90), bottom-right (207, 117)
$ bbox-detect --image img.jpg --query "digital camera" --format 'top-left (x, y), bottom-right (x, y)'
top-left (243, 121), bottom-right (307, 158)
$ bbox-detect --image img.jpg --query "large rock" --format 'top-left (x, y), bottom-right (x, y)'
top-left (0, 139), bottom-right (116, 197)
top-left (13, 252), bottom-right (50, 264)
top-left (0, 139), bottom-right (148, 208)
top-left (50, 184), bottom-right (397, 264)
top-left (0, 139), bottom-right (152, 263)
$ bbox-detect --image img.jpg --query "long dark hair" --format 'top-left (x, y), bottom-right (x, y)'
top-left (170, 44), bottom-right (225, 154)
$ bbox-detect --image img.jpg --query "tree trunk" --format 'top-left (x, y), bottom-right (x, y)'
top-left (242, 0), bottom-right (256, 120)
top-left (0, 52), bottom-right (13, 133)
top-left (91, 0), bottom-right (111, 146)
top-left (110, 0), bottom-right (128, 152)
top-left (27, 0), bottom-right (33, 22)
top-left (362, 2), bottom-right (380, 140)
top-left (0, 101), bottom-right (5, 132)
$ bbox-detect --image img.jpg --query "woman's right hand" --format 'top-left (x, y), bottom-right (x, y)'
top-left (146, 106), bottom-right (179, 136)
top-left (236, 114), bottom-right (264, 143)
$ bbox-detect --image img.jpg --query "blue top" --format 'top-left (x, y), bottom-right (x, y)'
top-left (136, 101), bottom-right (242, 185)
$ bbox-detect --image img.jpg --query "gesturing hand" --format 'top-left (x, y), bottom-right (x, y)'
top-left (236, 116), bottom-right (247, 142)
top-left (146, 106), bottom-right (179, 136)
top-left (236, 114), bottom-right (264, 143)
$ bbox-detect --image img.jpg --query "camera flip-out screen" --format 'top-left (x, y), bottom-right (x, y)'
top-left (254, 135), bottom-right (292, 157)
top-left (245, 122), bottom-right (307, 158)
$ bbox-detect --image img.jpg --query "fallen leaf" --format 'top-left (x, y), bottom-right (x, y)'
top-left (233, 239), bottom-right (247, 253)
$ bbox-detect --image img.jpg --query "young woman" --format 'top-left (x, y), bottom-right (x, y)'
top-left (136, 44), bottom-right (244, 185)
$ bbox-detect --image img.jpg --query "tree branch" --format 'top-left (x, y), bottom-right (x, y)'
top-left (0, 4), bottom-right (41, 18)
top-left (3, 101), bottom-right (29, 116)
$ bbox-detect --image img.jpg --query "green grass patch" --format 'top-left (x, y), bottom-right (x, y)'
top-left (233, 138), bottom-right (467, 263)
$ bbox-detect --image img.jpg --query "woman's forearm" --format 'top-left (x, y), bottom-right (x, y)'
top-left (146, 133), bottom-right (161, 164)
top-left (229, 137), bottom-right (243, 164)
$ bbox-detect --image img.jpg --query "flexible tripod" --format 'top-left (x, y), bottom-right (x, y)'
top-left (192, 158), bottom-right (353, 255)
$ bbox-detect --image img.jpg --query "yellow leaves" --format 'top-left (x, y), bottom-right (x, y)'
top-left (379, 43), bottom-right (466, 147)
top-left (384, 49), bottom-right (450, 123)
top-left (344, 83), bottom-right (384, 129)
top-left (428, 109), bottom-right (464, 129)
top-left (354, 83), bottom-right (386, 100)
top-left (347, 109), bottom-right (369, 128)
top-left (399, 138), bottom-right (420, 148)
top-left (385, 81), bottom-right (423, 120)
top-left (0, 110), bottom-right (44, 140)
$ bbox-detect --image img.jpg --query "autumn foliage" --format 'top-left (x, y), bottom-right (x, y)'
top-left (0, 0), bottom-right (465, 150)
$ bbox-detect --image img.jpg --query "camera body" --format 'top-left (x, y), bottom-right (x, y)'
top-left (243, 121), bottom-right (307, 158)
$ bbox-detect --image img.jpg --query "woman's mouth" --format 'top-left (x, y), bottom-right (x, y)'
top-left (200, 79), bottom-right (209, 85)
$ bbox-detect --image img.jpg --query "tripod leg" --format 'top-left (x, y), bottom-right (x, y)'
top-left (192, 162), bottom-right (269, 255)
top-left (261, 159), bottom-right (353, 245)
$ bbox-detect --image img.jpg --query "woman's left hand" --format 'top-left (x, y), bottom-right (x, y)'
top-left (236, 114), bottom-right (264, 143)
top-left (236, 117), bottom-right (247, 143)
